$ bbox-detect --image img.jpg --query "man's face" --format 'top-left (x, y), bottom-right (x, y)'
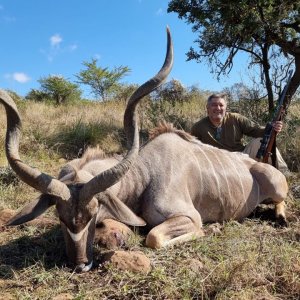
top-left (207, 97), bottom-right (227, 124)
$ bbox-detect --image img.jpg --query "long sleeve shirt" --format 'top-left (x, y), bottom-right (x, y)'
top-left (191, 112), bottom-right (265, 152)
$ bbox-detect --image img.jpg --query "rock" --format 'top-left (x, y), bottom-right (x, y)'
top-left (94, 219), bottom-right (134, 249)
top-left (0, 208), bottom-right (58, 227)
top-left (101, 250), bottom-right (151, 274)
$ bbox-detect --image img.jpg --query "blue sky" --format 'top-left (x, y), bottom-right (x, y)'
top-left (0, 0), bottom-right (249, 98)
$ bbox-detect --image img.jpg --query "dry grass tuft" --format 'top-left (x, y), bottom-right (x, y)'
top-left (0, 99), bottom-right (299, 299)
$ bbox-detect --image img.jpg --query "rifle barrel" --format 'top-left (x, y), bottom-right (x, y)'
top-left (256, 69), bottom-right (294, 164)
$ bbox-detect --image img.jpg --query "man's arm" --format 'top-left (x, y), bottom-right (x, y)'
top-left (235, 114), bottom-right (265, 137)
top-left (190, 123), bottom-right (199, 139)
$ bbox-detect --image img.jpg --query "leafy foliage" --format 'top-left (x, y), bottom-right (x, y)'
top-left (168, 0), bottom-right (300, 112)
top-left (224, 82), bottom-right (269, 123)
top-left (114, 83), bottom-right (139, 103)
top-left (36, 75), bottom-right (82, 105)
top-left (139, 82), bottom-right (207, 136)
top-left (75, 59), bottom-right (130, 101)
top-left (25, 88), bottom-right (50, 102)
top-left (152, 79), bottom-right (186, 104)
top-left (50, 119), bottom-right (123, 158)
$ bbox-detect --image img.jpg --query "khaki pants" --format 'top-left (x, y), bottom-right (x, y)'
top-left (243, 138), bottom-right (288, 172)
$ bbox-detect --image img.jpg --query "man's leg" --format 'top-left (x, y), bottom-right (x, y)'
top-left (243, 138), bottom-right (289, 173)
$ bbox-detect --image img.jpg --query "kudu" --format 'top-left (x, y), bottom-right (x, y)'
top-left (1, 28), bottom-right (288, 273)
top-left (0, 27), bottom-right (172, 272)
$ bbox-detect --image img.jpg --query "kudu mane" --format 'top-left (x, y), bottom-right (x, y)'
top-left (78, 147), bottom-right (107, 169)
top-left (149, 121), bottom-right (196, 143)
top-left (59, 147), bottom-right (110, 184)
top-left (151, 122), bottom-right (254, 155)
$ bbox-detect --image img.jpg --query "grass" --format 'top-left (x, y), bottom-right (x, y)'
top-left (0, 98), bottom-right (299, 299)
top-left (0, 213), bottom-right (299, 299)
top-left (50, 119), bottom-right (123, 157)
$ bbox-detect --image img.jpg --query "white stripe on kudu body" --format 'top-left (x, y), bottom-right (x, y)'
top-left (228, 154), bottom-right (247, 203)
top-left (207, 147), bottom-right (248, 218)
top-left (196, 146), bottom-right (221, 200)
top-left (191, 138), bottom-right (259, 219)
top-left (191, 151), bottom-right (204, 195)
top-left (210, 150), bottom-right (232, 203)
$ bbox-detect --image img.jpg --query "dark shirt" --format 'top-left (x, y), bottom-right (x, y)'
top-left (191, 112), bottom-right (265, 152)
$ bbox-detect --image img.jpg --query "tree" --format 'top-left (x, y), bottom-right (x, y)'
top-left (25, 89), bottom-right (50, 102)
top-left (168, 0), bottom-right (300, 112)
top-left (75, 59), bottom-right (130, 101)
top-left (153, 79), bottom-right (186, 104)
top-left (223, 82), bottom-right (268, 122)
top-left (114, 83), bottom-right (139, 102)
top-left (38, 75), bottom-right (81, 104)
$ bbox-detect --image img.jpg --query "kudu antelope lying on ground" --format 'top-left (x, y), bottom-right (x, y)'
top-left (1, 28), bottom-right (288, 272)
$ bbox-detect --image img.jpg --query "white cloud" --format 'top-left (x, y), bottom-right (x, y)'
top-left (5, 72), bottom-right (31, 83)
top-left (41, 34), bottom-right (77, 62)
top-left (50, 34), bottom-right (63, 47)
top-left (13, 72), bottom-right (31, 83)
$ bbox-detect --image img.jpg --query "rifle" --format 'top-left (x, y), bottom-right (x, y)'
top-left (256, 70), bottom-right (293, 167)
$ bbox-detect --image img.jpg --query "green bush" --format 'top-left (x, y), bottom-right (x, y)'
top-left (37, 75), bottom-right (82, 104)
top-left (50, 119), bottom-right (123, 158)
top-left (25, 89), bottom-right (50, 102)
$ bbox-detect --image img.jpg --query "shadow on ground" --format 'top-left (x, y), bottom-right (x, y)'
top-left (0, 225), bottom-right (67, 278)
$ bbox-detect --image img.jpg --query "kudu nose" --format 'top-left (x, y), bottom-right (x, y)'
top-left (74, 261), bottom-right (93, 273)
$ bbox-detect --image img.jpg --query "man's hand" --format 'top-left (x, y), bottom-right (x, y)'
top-left (272, 120), bottom-right (283, 132)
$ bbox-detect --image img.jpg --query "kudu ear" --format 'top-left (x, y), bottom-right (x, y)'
top-left (6, 194), bottom-right (56, 226)
top-left (98, 192), bottom-right (146, 227)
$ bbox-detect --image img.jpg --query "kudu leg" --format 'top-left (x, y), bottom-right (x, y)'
top-left (274, 201), bottom-right (287, 227)
top-left (145, 215), bottom-right (204, 249)
top-left (250, 163), bottom-right (288, 227)
top-left (262, 198), bottom-right (287, 226)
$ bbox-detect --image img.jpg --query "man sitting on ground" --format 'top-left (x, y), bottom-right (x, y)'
top-left (191, 93), bottom-right (288, 172)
